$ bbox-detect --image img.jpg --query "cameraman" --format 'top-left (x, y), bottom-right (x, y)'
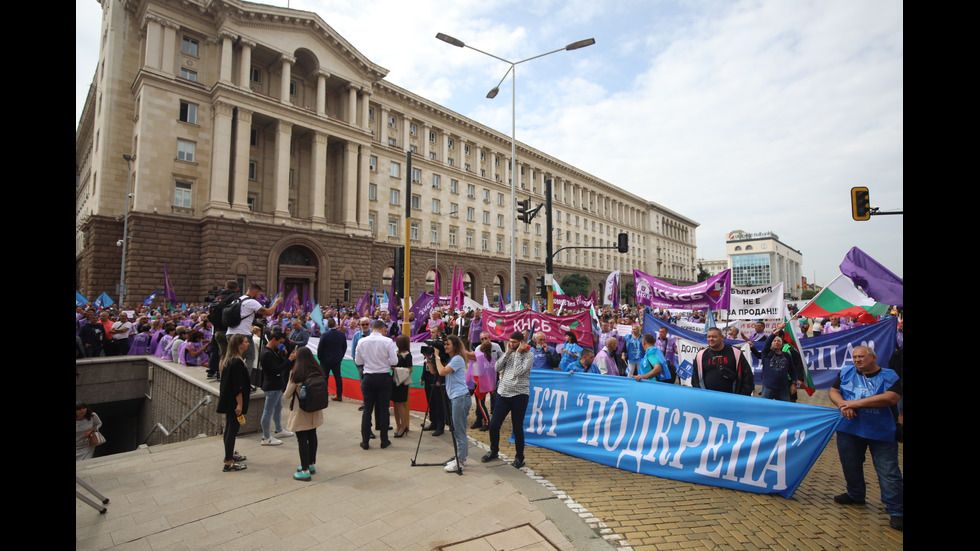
top-left (208, 281), bottom-right (240, 379)
top-left (421, 324), bottom-right (447, 436)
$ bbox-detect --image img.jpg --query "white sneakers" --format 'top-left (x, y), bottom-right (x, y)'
top-left (444, 459), bottom-right (465, 472)
top-left (261, 437), bottom-right (283, 446)
top-left (274, 430), bottom-right (294, 438)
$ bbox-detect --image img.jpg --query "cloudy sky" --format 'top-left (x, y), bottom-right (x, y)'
top-left (76, 0), bottom-right (903, 286)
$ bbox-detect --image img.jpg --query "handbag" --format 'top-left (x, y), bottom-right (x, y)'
top-left (89, 431), bottom-right (106, 446)
top-left (393, 367), bottom-right (412, 386)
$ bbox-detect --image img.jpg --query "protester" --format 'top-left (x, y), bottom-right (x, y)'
top-left (482, 331), bottom-right (533, 469)
top-left (691, 327), bottom-right (754, 395)
top-left (829, 346), bottom-right (903, 531)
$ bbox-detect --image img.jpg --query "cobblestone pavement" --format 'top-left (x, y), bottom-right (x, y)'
top-left (460, 390), bottom-right (903, 551)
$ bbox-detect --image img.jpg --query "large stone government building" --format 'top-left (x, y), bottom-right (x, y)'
top-left (76, 0), bottom-right (699, 308)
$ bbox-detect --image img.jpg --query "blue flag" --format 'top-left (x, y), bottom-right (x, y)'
top-left (76, 291), bottom-right (90, 307)
top-left (142, 289), bottom-right (159, 306)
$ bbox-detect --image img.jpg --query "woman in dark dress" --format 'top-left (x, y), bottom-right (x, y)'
top-left (391, 334), bottom-right (413, 438)
top-left (217, 334), bottom-right (251, 472)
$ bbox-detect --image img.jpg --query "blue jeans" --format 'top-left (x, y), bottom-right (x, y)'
top-left (761, 386), bottom-right (791, 401)
top-left (836, 431), bottom-right (903, 516)
top-left (489, 393), bottom-right (529, 460)
top-left (449, 394), bottom-right (471, 464)
top-left (261, 390), bottom-right (283, 439)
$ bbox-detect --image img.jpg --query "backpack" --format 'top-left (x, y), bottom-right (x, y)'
top-left (290, 370), bottom-right (330, 413)
top-left (209, 292), bottom-right (238, 331)
top-left (221, 295), bottom-right (247, 329)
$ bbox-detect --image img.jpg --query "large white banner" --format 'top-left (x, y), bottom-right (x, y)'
top-left (726, 283), bottom-right (784, 319)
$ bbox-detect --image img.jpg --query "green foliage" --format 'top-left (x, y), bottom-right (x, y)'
top-left (561, 273), bottom-right (590, 298)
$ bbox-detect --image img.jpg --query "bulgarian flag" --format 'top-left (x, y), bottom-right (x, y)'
top-left (783, 305), bottom-right (815, 396)
top-left (798, 274), bottom-right (888, 319)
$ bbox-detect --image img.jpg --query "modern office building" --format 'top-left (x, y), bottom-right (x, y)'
top-left (76, 0), bottom-right (700, 308)
top-left (725, 230), bottom-right (803, 298)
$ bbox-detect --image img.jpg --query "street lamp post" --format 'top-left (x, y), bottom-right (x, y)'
top-left (120, 154), bottom-right (136, 308)
top-left (436, 33), bottom-right (594, 311)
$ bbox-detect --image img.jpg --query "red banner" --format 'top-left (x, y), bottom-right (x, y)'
top-left (481, 310), bottom-right (594, 348)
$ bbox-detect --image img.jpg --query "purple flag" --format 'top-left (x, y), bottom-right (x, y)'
top-left (410, 292), bottom-right (436, 335)
top-left (302, 285), bottom-right (313, 314)
top-left (163, 264), bottom-right (179, 306)
top-left (839, 247), bottom-right (903, 306)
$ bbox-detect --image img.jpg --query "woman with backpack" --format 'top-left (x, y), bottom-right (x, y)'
top-left (284, 347), bottom-right (326, 481)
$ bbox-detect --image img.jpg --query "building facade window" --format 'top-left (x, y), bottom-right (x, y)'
top-left (179, 101), bottom-right (197, 124)
top-left (174, 181), bottom-right (192, 208)
top-left (388, 217), bottom-right (399, 237)
top-left (177, 139), bottom-right (195, 162)
top-left (390, 189), bottom-right (400, 205)
top-left (180, 68), bottom-right (197, 82)
top-left (369, 155), bottom-right (377, 172)
top-left (181, 36), bottom-right (199, 56)
top-left (390, 162), bottom-right (400, 178)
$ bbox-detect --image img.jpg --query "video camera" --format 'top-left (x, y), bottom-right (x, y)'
top-left (421, 338), bottom-right (450, 365)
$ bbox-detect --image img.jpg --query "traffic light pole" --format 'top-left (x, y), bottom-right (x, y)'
top-left (402, 152), bottom-right (413, 337)
top-left (545, 179), bottom-right (554, 313)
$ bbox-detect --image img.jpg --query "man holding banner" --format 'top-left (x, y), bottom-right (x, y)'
top-left (829, 346), bottom-right (903, 531)
top-left (691, 327), bottom-right (754, 395)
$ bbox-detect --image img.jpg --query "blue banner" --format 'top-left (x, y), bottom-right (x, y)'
top-left (643, 313), bottom-right (898, 390)
top-left (524, 369), bottom-right (841, 498)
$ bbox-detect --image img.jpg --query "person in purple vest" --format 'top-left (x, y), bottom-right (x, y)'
top-left (594, 337), bottom-right (620, 376)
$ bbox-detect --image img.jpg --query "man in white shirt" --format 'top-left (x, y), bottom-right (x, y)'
top-left (354, 320), bottom-right (398, 449)
top-left (227, 284), bottom-right (282, 375)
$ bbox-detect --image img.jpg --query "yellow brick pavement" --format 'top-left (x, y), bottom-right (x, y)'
top-left (461, 391), bottom-right (903, 551)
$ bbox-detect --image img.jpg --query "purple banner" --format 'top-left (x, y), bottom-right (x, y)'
top-left (482, 310), bottom-right (594, 348)
top-left (552, 291), bottom-right (597, 310)
top-left (633, 269), bottom-right (732, 310)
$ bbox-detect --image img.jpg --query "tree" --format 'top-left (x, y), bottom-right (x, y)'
top-left (697, 262), bottom-right (711, 283)
top-left (560, 273), bottom-right (590, 298)
top-left (801, 289), bottom-right (817, 300)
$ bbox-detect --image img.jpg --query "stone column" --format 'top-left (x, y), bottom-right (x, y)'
top-left (239, 39), bottom-right (254, 88)
top-left (310, 131), bottom-right (329, 224)
top-left (343, 141), bottom-right (358, 229)
top-left (207, 101), bottom-right (235, 212)
top-left (218, 30), bottom-right (235, 83)
top-left (273, 120), bottom-right (293, 218)
top-left (143, 16), bottom-right (163, 70)
top-left (231, 107), bottom-right (253, 212)
top-left (347, 85), bottom-right (359, 126)
top-left (358, 143), bottom-right (371, 230)
top-left (315, 70), bottom-right (330, 117)
top-left (402, 116), bottom-right (412, 151)
top-left (160, 21), bottom-right (176, 74)
top-left (441, 130), bottom-right (449, 163)
top-left (360, 90), bottom-right (372, 132)
top-left (279, 54), bottom-right (295, 104)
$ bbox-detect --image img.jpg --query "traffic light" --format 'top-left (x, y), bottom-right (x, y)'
top-left (392, 246), bottom-right (405, 298)
top-left (517, 198), bottom-right (532, 224)
top-left (537, 275), bottom-right (548, 299)
top-left (851, 187), bottom-right (871, 221)
top-left (617, 232), bottom-right (629, 253)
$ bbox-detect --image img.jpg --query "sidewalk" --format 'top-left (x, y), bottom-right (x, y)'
top-left (75, 397), bottom-right (616, 551)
